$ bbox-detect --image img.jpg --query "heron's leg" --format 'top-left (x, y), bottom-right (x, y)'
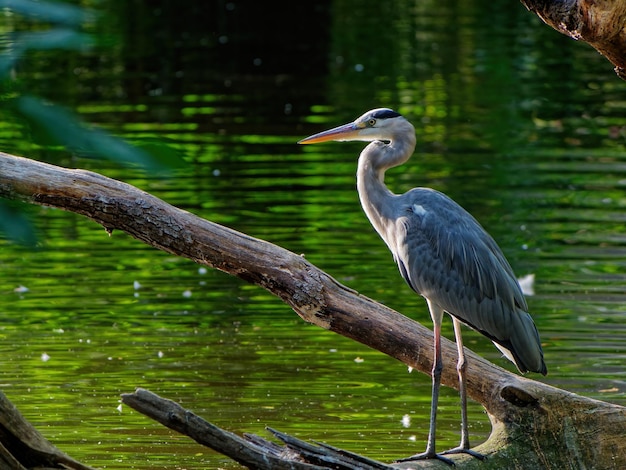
top-left (424, 320), bottom-right (443, 455)
top-left (454, 317), bottom-right (470, 449)
top-left (440, 317), bottom-right (485, 460)
top-left (396, 302), bottom-right (455, 466)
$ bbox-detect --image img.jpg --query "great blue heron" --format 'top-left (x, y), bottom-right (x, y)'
top-left (298, 108), bottom-right (547, 465)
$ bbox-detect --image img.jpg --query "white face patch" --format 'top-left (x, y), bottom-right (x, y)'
top-left (412, 204), bottom-right (427, 216)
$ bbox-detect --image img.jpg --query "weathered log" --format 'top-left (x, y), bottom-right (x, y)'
top-left (1, 151), bottom-right (625, 469)
top-left (121, 387), bottom-right (394, 470)
top-left (521, 0), bottom-right (626, 79)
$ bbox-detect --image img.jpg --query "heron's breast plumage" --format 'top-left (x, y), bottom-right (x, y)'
top-left (387, 190), bottom-right (524, 336)
top-left (379, 188), bottom-right (545, 374)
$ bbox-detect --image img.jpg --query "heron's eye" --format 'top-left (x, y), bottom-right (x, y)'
top-left (367, 118), bottom-right (376, 127)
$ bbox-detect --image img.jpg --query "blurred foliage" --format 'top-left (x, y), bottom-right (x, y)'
top-left (0, 0), bottom-right (183, 245)
top-left (0, 199), bottom-right (36, 245)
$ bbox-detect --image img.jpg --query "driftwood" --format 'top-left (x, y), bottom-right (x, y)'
top-left (1, 150), bottom-right (626, 469)
top-left (521, 0), bottom-right (626, 79)
top-left (122, 387), bottom-right (396, 470)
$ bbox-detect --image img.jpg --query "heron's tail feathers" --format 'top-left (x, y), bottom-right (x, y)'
top-left (494, 309), bottom-right (547, 376)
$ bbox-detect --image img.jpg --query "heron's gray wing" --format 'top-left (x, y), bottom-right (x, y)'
top-left (390, 189), bottom-right (545, 374)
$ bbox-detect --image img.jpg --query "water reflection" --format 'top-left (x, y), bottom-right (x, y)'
top-left (1, 0), bottom-right (626, 468)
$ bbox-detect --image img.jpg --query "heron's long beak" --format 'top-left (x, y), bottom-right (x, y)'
top-left (298, 122), bottom-right (360, 144)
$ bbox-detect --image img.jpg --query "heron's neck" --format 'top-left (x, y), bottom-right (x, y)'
top-left (356, 132), bottom-right (416, 237)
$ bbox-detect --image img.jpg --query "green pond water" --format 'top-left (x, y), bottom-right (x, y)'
top-left (1, 1), bottom-right (626, 468)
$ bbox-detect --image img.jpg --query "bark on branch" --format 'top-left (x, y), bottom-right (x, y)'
top-left (121, 387), bottom-right (396, 470)
top-left (1, 151), bottom-right (625, 469)
top-left (521, 0), bottom-right (626, 79)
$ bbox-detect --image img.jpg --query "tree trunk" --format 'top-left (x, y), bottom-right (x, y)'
top-left (521, 0), bottom-right (626, 79)
top-left (1, 151), bottom-right (625, 469)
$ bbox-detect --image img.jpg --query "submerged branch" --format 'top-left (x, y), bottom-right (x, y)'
top-left (121, 388), bottom-right (393, 470)
top-left (0, 390), bottom-right (96, 470)
top-left (1, 151), bottom-right (626, 469)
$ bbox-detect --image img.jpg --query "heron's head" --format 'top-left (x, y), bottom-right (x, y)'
top-left (298, 108), bottom-right (409, 145)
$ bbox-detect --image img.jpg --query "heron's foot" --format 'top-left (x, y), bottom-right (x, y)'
top-left (440, 446), bottom-right (486, 460)
top-left (395, 451), bottom-right (456, 466)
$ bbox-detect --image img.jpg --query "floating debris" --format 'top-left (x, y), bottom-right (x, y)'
top-left (518, 273), bottom-right (535, 296)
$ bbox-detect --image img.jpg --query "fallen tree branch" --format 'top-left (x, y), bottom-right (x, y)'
top-left (121, 387), bottom-right (394, 470)
top-left (521, 0), bottom-right (626, 79)
top-left (1, 151), bottom-right (626, 468)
